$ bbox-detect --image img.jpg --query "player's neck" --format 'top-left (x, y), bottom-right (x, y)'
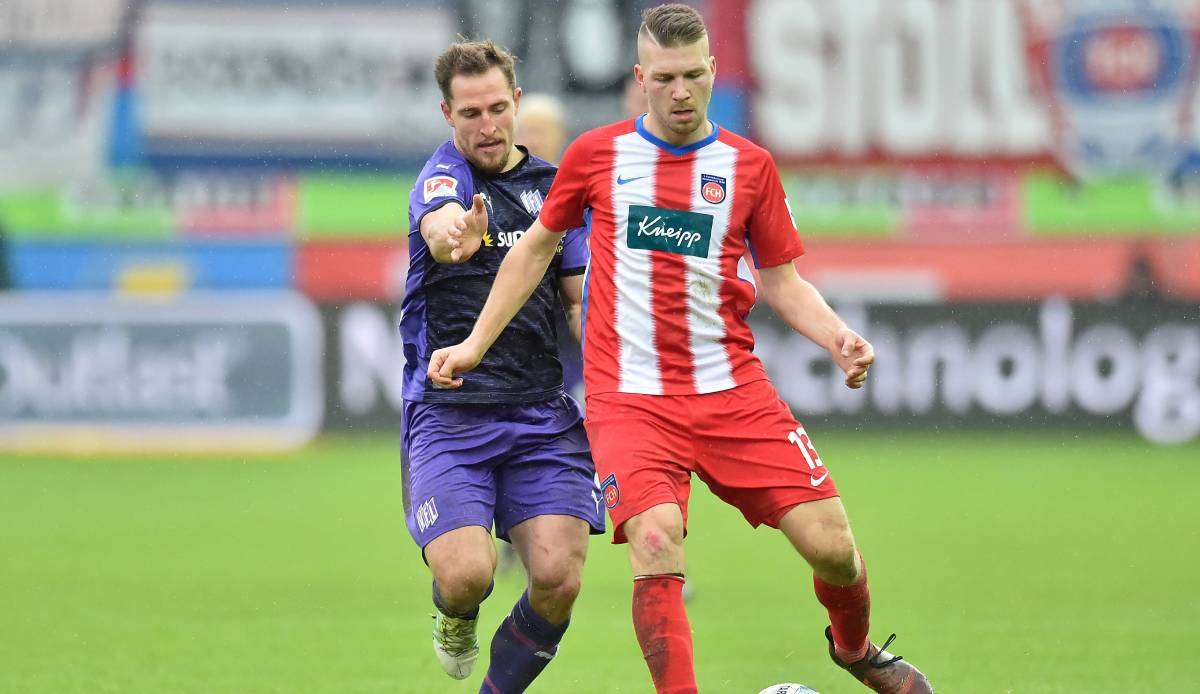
top-left (498, 145), bottom-right (524, 173)
top-left (642, 115), bottom-right (713, 149)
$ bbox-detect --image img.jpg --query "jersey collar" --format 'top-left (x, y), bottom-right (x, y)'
top-left (635, 114), bottom-right (720, 156)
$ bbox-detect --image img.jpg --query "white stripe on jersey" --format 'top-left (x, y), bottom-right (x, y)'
top-left (686, 140), bottom-right (738, 393)
top-left (612, 132), bottom-right (662, 394)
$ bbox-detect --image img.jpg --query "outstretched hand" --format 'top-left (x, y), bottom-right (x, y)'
top-left (447, 193), bottom-right (488, 262)
top-left (427, 341), bottom-right (485, 390)
top-left (831, 328), bottom-right (874, 389)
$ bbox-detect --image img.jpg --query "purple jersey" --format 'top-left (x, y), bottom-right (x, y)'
top-left (401, 141), bottom-right (588, 403)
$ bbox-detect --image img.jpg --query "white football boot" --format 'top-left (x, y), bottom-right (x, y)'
top-left (432, 611), bottom-right (480, 680)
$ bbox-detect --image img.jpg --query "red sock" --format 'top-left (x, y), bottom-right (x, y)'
top-left (632, 574), bottom-right (697, 694)
top-left (813, 552), bottom-right (871, 663)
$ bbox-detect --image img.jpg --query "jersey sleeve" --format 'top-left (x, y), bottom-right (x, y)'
top-left (538, 135), bottom-right (594, 233)
top-left (745, 154), bottom-right (804, 268)
top-left (409, 160), bottom-right (473, 233)
top-left (557, 224), bottom-right (589, 276)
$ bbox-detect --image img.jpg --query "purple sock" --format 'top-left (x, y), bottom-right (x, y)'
top-left (479, 591), bottom-right (569, 694)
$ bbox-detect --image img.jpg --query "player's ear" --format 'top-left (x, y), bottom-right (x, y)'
top-left (512, 87), bottom-right (522, 112)
top-left (709, 55), bottom-right (717, 81)
top-left (633, 64), bottom-right (644, 87)
top-left (440, 100), bottom-right (452, 126)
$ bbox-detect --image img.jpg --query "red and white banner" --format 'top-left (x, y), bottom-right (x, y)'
top-left (714, 0), bottom-right (1200, 173)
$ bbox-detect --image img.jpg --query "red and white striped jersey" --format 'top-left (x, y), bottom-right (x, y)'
top-left (539, 117), bottom-right (803, 397)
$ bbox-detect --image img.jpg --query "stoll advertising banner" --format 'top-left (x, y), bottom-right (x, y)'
top-left (0, 292), bottom-right (324, 452)
top-left (322, 298), bottom-right (1200, 445)
top-left (707, 0), bottom-right (1200, 245)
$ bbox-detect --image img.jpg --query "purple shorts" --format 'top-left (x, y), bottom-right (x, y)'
top-left (401, 394), bottom-right (605, 549)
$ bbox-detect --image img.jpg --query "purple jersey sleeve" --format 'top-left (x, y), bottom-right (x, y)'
top-left (558, 224), bottom-right (589, 275)
top-left (408, 143), bottom-right (474, 233)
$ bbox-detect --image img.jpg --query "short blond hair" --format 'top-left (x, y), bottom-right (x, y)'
top-left (638, 3), bottom-right (707, 48)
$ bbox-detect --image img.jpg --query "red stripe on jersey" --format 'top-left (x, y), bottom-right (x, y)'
top-left (652, 151), bottom-right (698, 395)
top-left (582, 138), bottom-right (621, 396)
top-left (721, 138), bottom-right (765, 386)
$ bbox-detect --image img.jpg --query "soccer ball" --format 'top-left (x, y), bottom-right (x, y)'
top-left (758, 685), bottom-right (818, 694)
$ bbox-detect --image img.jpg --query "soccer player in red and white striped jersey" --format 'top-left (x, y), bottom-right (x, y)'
top-left (429, 4), bottom-right (933, 693)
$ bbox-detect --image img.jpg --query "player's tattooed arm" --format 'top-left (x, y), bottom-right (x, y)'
top-left (758, 262), bottom-right (875, 389)
top-left (419, 193), bottom-right (488, 263)
top-left (558, 274), bottom-right (584, 342)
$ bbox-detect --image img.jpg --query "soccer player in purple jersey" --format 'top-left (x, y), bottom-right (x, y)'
top-left (399, 41), bottom-right (604, 693)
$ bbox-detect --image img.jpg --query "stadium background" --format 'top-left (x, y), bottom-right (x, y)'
top-left (2, 0), bottom-right (1198, 692)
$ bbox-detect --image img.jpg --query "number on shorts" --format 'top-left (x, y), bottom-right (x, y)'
top-left (787, 426), bottom-right (824, 471)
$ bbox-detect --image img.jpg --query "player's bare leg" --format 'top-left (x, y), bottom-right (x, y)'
top-left (477, 514), bottom-right (588, 693)
top-left (510, 514), bottom-right (588, 624)
top-left (779, 499), bottom-right (933, 693)
top-left (624, 503), bottom-right (696, 694)
top-left (779, 497), bottom-right (860, 586)
top-left (424, 526), bottom-right (497, 680)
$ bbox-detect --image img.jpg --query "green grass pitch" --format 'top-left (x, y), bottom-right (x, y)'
top-left (3, 431), bottom-right (1197, 693)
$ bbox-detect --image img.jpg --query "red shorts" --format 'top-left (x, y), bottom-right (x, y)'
top-left (584, 379), bottom-right (839, 543)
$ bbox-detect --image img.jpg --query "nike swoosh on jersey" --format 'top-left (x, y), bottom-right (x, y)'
top-left (809, 472), bottom-right (829, 487)
top-left (616, 174), bottom-right (649, 185)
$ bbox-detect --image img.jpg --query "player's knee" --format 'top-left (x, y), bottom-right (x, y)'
top-left (529, 546), bottom-right (584, 597)
top-left (431, 558), bottom-right (494, 605)
top-left (529, 565), bottom-right (582, 606)
top-left (810, 536), bottom-right (859, 585)
top-left (627, 518), bottom-right (684, 570)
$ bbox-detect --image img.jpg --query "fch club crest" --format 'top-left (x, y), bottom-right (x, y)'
top-left (599, 473), bottom-right (620, 509)
top-left (700, 174), bottom-right (726, 204)
top-left (1019, 0), bottom-right (1200, 180)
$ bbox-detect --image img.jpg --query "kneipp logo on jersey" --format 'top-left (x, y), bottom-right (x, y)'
top-left (626, 204), bottom-right (713, 258)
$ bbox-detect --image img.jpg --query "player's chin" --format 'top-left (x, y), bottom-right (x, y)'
top-left (472, 146), bottom-right (508, 172)
top-left (668, 119), bottom-right (698, 134)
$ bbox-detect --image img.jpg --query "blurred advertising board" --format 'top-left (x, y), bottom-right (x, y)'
top-left (0, 170), bottom-right (296, 239)
top-left (754, 297), bottom-right (1200, 446)
top-left (0, 292), bottom-right (324, 452)
top-left (7, 240), bottom-right (293, 292)
top-left (778, 167), bottom-right (1200, 241)
top-left (709, 0), bottom-right (1200, 240)
top-left (131, 1), bottom-right (455, 166)
top-left (0, 170), bottom-right (413, 240)
top-left (715, 0), bottom-right (1200, 170)
top-left (296, 240), bottom-right (408, 302)
top-left (0, 0), bottom-right (130, 188)
top-left (320, 298), bottom-right (1200, 445)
